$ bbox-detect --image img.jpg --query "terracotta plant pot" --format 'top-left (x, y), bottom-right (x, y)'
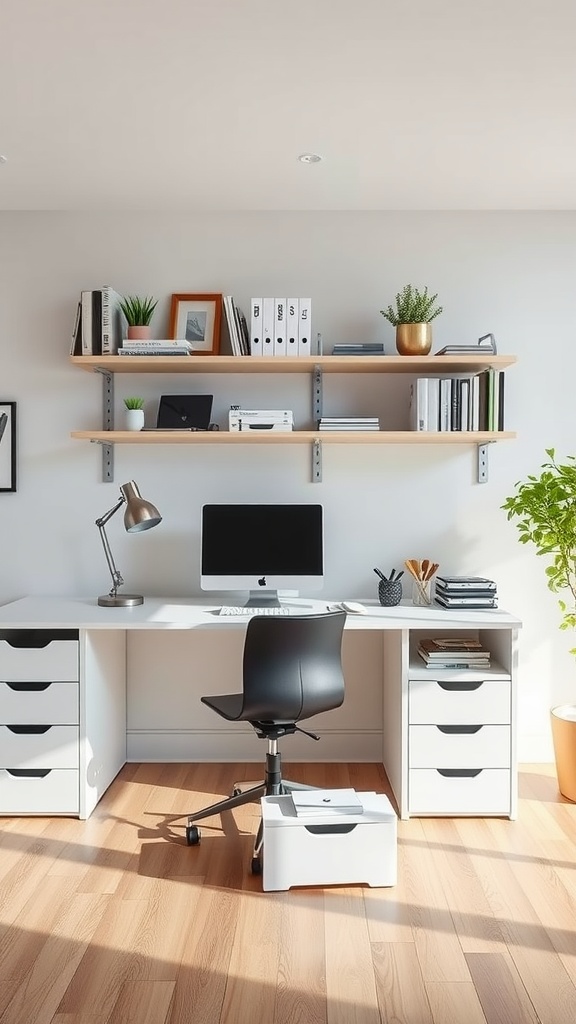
top-left (551, 704), bottom-right (576, 801)
top-left (396, 323), bottom-right (432, 356)
top-left (127, 325), bottom-right (151, 341)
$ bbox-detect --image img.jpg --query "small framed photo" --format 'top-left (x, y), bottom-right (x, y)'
top-left (169, 293), bottom-right (222, 355)
top-left (0, 402), bottom-right (16, 492)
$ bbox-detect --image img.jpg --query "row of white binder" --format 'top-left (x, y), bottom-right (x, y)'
top-left (250, 298), bottom-right (311, 356)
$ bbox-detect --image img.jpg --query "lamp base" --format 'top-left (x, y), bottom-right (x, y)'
top-left (98, 594), bottom-right (144, 607)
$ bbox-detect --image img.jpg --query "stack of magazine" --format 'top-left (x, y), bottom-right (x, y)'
top-left (317, 417), bottom-right (379, 431)
top-left (434, 575), bottom-right (498, 609)
top-left (417, 637), bottom-right (491, 669)
top-left (118, 339), bottom-right (193, 356)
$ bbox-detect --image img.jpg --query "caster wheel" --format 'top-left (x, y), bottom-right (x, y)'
top-left (232, 787), bottom-right (242, 797)
top-left (186, 825), bottom-right (201, 846)
top-left (251, 856), bottom-right (262, 875)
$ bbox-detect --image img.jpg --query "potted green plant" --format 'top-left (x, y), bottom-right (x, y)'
top-left (119, 295), bottom-right (158, 340)
top-left (380, 284), bottom-right (443, 355)
top-left (123, 396), bottom-right (145, 431)
top-left (502, 448), bottom-right (576, 799)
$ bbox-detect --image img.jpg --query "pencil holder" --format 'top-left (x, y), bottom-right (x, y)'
top-left (378, 579), bottom-right (402, 607)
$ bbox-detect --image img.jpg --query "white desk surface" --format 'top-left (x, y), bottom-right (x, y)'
top-left (0, 596), bottom-right (522, 631)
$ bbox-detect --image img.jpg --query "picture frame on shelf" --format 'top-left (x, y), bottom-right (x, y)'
top-left (0, 402), bottom-right (17, 492)
top-left (169, 293), bottom-right (222, 355)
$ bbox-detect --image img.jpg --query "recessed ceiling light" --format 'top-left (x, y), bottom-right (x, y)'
top-left (298, 153), bottom-right (322, 164)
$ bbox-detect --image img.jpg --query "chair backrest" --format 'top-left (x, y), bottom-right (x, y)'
top-left (240, 610), bottom-right (346, 722)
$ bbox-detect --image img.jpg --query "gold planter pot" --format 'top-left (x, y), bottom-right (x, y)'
top-left (396, 323), bottom-right (432, 356)
top-left (551, 704), bottom-right (576, 801)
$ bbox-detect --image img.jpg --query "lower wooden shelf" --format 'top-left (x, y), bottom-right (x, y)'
top-left (70, 430), bottom-right (516, 445)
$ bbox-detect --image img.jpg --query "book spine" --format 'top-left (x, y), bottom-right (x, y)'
top-left (261, 298), bottom-right (275, 356)
top-left (250, 298), bottom-right (263, 356)
top-left (70, 301), bottom-right (82, 355)
top-left (297, 298), bottom-right (311, 356)
top-left (81, 290), bottom-right (93, 355)
top-left (286, 298), bottom-right (299, 355)
top-left (274, 298), bottom-right (286, 356)
top-left (91, 290), bottom-right (102, 356)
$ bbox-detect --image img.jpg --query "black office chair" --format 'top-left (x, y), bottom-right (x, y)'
top-left (185, 610), bottom-right (346, 873)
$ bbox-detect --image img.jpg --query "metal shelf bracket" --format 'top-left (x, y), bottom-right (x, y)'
top-left (312, 439), bottom-right (322, 482)
top-left (95, 367), bottom-right (114, 482)
top-left (311, 365), bottom-right (323, 482)
top-left (477, 442), bottom-right (493, 483)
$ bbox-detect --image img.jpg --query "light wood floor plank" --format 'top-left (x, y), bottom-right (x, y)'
top-left (465, 951), bottom-right (540, 1024)
top-left (274, 889), bottom-right (327, 1024)
top-left (108, 979), bottom-right (175, 1024)
top-left (371, 941), bottom-right (433, 1023)
top-left (324, 887), bottom-right (381, 1024)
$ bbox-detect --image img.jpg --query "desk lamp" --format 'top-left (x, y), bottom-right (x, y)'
top-left (96, 480), bottom-right (162, 607)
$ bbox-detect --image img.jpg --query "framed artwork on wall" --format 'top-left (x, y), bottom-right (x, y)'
top-left (0, 402), bottom-right (16, 492)
top-left (169, 293), bottom-right (222, 355)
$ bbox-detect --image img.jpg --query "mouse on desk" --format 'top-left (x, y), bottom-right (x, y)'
top-left (340, 601), bottom-right (367, 614)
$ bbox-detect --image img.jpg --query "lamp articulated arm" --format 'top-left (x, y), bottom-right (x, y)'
top-left (96, 496), bottom-right (126, 600)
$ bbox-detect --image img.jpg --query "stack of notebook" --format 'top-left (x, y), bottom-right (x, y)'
top-left (434, 575), bottom-right (498, 609)
top-left (417, 636), bottom-right (491, 669)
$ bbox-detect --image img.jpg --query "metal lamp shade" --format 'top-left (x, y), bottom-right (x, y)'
top-left (121, 480), bottom-right (162, 533)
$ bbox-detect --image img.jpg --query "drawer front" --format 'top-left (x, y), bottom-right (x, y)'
top-left (0, 681), bottom-right (78, 725)
top-left (0, 768), bottom-right (79, 814)
top-left (409, 678), bottom-right (510, 725)
top-left (0, 725), bottom-right (79, 769)
top-left (0, 639), bottom-right (79, 682)
top-left (409, 768), bottom-right (511, 815)
top-left (409, 724), bottom-right (511, 769)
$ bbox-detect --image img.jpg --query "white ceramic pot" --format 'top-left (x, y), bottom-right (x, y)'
top-left (125, 408), bottom-right (144, 431)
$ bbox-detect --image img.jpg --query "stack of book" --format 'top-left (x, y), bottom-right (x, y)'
top-left (118, 339), bottom-right (193, 356)
top-left (417, 636), bottom-right (491, 669)
top-left (409, 371), bottom-right (504, 432)
top-left (222, 295), bottom-right (250, 356)
top-left (435, 333), bottom-right (497, 356)
top-left (317, 417), bottom-right (380, 431)
top-left (331, 343), bottom-right (384, 356)
top-left (71, 286), bottom-right (125, 356)
top-left (434, 575), bottom-right (498, 609)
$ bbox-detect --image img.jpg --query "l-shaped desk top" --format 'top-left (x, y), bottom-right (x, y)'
top-left (0, 595), bottom-right (522, 631)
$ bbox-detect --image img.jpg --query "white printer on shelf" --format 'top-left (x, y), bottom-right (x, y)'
top-left (228, 407), bottom-right (294, 432)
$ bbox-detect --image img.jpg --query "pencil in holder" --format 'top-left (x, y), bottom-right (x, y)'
top-left (378, 579), bottom-right (402, 607)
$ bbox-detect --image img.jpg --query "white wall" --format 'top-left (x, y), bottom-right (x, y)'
top-left (1, 211), bottom-right (573, 760)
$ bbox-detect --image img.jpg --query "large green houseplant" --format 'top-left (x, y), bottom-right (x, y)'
top-left (380, 284), bottom-right (443, 355)
top-left (502, 448), bottom-right (576, 799)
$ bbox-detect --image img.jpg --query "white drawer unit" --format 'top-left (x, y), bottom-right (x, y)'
top-left (407, 666), bottom-right (514, 817)
top-left (0, 629), bottom-right (80, 815)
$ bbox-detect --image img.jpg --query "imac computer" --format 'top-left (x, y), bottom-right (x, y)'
top-left (201, 503), bottom-right (324, 607)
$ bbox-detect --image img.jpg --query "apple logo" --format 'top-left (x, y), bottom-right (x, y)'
top-left (258, 576), bottom-right (266, 587)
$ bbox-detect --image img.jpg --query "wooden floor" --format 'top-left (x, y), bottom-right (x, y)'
top-left (1, 762), bottom-right (576, 1024)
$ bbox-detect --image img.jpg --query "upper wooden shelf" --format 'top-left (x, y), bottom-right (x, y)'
top-left (70, 430), bottom-right (516, 445)
top-left (70, 354), bottom-right (516, 375)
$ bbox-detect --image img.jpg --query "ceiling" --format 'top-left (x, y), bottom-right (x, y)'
top-left (2, 0), bottom-right (576, 211)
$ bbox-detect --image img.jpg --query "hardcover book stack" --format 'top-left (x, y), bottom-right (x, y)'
top-left (417, 636), bottom-right (491, 670)
top-left (434, 575), bottom-right (498, 609)
top-left (70, 286), bottom-right (126, 356)
top-left (118, 339), bottom-right (193, 356)
top-left (317, 416), bottom-right (380, 431)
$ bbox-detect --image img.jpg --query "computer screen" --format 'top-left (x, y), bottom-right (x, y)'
top-left (201, 503), bottom-right (324, 605)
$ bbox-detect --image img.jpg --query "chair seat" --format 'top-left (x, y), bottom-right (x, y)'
top-left (201, 693), bottom-right (245, 720)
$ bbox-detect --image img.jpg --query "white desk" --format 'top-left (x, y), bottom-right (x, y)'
top-left (0, 596), bottom-right (521, 820)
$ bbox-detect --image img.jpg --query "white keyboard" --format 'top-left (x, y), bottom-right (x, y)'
top-left (218, 606), bottom-right (292, 616)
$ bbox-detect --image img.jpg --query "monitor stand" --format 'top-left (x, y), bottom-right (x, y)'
top-left (244, 590), bottom-right (281, 608)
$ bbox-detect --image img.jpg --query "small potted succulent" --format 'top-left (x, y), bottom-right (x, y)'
top-left (123, 396), bottom-right (145, 431)
top-left (119, 295), bottom-right (158, 340)
top-left (502, 449), bottom-right (576, 799)
top-left (380, 284), bottom-right (443, 355)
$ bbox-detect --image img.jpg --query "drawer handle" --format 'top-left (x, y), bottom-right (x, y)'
top-left (437, 768), bottom-right (483, 778)
top-left (437, 681), bottom-right (484, 692)
top-left (5, 768), bottom-right (52, 778)
top-left (305, 824), bottom-right (358, 835)
top-left (437, 725), bottom-right (483, 735)
top-left (5, 681), bottom-right (52, 692)
top-left (6, 724), bottom-right (52, 734)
